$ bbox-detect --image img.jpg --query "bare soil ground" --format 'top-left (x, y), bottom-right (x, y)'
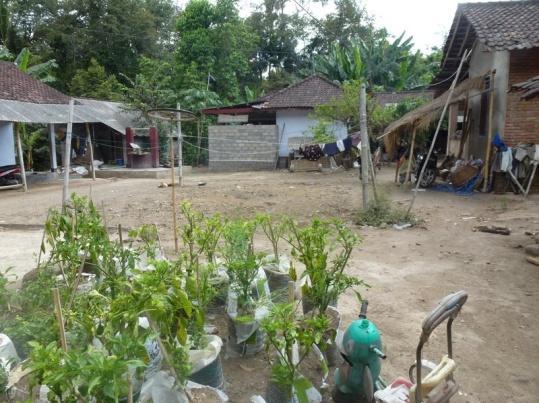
top-left (1, 167), bottom-right (538, 403)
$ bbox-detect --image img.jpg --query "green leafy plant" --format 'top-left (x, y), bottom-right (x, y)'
top-left (308, 120), bottom-right (337, 144)
top-left (257, 214), bottom-right (287, 265)
top-left (223, 219), bottom-right (261, 316)
top-left (356, 190), bottom-right (419, 227)
top-left (285, 218), bottom-right (368, 314)
top-left (262, 303), bottom-right (331, 402)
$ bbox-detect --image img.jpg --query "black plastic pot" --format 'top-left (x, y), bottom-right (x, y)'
top-left (265, 380), bottom-right (296, 403)
top-left (188, 355), bottom-right (225, 390)
top-left (301, 293), bottom-right (337, 315)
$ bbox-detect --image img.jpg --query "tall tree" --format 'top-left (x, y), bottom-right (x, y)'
top-left (175, 0), bottom-right (257, 102)
top-left (5, 0), bottom-right (178, 91)
top-left (246, 0), bottom-right (307, 81)
top-left (307, 0), bottom-right (373, 55)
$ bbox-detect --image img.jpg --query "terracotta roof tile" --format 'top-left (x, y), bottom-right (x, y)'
top-left (0, 61), bottom-right (71, 104)
top-left (460, 1), bottom-right (539, 51)
top-left (257, 75), bottom-right (343, 109)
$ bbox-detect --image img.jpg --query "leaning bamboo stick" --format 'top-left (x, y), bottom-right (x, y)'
top-left (52, 288), bottom-right (68, 351)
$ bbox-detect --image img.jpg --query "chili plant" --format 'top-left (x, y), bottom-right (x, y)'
top-left (285, 218), bottom-right (368, 314)
top-left (222, 219), bottom-right (261, 316)
top-left (262, 303), bottom-right (332, 403)
top-left (257, 214), bottom-right (287, 265)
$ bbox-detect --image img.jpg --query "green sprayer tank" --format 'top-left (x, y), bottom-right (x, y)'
top-left (334, 301), bottom-right (385, 402)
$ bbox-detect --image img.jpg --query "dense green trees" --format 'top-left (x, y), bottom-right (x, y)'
top-left (2, 0), bottom-right (442, 166)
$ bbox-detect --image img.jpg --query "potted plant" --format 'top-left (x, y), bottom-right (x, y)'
top-left (223, 219), bottom-right (268, 356)
top-left (262, 303), bottom-right (331, 403)
top-left (257, 214), bottom-right (292, 302)
top-left (285, 218), bottom-right (368, 365)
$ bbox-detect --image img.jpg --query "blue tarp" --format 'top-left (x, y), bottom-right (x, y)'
top-left (432, 174), bottom-right (482, 196)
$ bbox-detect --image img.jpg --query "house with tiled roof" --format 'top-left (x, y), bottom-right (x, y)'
top-left (381, 1), bottom-right (539, 192)
top-left (435, 0), bottom-right (539, 159)
top-left (202, 75), bottom-right (347, 171)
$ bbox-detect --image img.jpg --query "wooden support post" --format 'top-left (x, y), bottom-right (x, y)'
top-left (15, 124), bottom-right (28, 192)
top-left (52, 288), bottom-right (68, 351)
top-left (85, 123), bottom-right (96, 181)
top-left (405, 127), bottom-right (417, 184)
top-left (118, 223), bottom-right (123, 248)
top-left (62, 99), bottom-right (75, 208)
top-left (170, 137), bottom-right (179, 253)
top-left (49, 124), bottom-right (57, 172)
top-left (483, 71), bottom-right (496, 192)
top-left (524, 162), bottom-right (538, 198)
top-left (359, 83), bottom-right (369, 209)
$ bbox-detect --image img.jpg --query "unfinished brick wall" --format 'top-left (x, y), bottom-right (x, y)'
top-left (208, 125), bottom-right (279, 171)
top-left (504, 48), bottom-right (539, 146)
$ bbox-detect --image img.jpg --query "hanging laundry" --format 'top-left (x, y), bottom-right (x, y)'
top-left (343, 137), bottom-right (352, 151)
top-left (322, 142), bottom-right (339, 156)
top-left (336, 140), bottom-right (345, 152)
top-left (500, 147), bottom-right (513, 172)
top-left (351, 134), bottom-right (361, 147)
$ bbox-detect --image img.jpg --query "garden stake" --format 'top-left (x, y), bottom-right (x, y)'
top-left (37, 210), bottom-right (51, 268)
top-left (288, 280), bottom-right (295, 303)
top-left (66, 253), bottom-right (88, 312)
top-left (118, 223), bottom-right (123, 248)
top-left (170, 138), bottom-right (179, 253)
top-left (127, 377), bottom-right (133, 403)
top-left (52, 287), bottom-right (68, 351)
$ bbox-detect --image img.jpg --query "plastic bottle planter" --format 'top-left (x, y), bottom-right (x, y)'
top-left (227, 316), bottom-right (265, 356)
top-left (265, 377), bottom-right (323, 403)
top-left (262, 266), bottom-right (290, 303)
top-left (266, 380), bottom-right (299, 403)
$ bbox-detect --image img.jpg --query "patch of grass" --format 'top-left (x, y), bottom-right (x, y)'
top-left (356, 191), bottom-right (420, 228)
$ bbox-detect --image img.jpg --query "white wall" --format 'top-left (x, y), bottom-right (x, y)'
top-left (0, 122), bottom-right (16, 166)
top-left (275, 109), bottom-right (348, 157)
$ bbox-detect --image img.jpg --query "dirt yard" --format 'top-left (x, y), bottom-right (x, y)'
top-left (1, 167), bottom-right (538, 403)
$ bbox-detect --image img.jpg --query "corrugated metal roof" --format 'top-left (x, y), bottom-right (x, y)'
top-left (0, 98), bottom-right (140, 134)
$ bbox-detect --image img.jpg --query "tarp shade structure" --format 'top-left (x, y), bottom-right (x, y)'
top-left (379, 76), bottom-right (485, 140)
top-left (0, 98), bottom-right (139, 134)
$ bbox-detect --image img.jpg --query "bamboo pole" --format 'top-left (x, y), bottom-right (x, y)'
top-left (407, 48), bottom-right (471, 216)
top-left (483, 70), bottom-right (496, 192)
top-left (359, 83), bottom-right (369, 209)
top-left (15, 124), bottom-right (28, 192)
top-left (85, 123), bottom-right (96, 181)
top-left (177, 103), bottom-right (183, 187)
top-left (62, 99), bottom-right (75, 208)
top-left (170, 137), bottom-right (179, 253)
top-left (52, 288), bottom-right (68, 351)
top-left (405, 127), bottom-right (417, 184)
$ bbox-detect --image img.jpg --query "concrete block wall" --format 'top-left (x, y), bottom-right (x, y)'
top-left (209, 125), bottom-right (279, 171)
top-left (504, 48), bottom-right (539, 146)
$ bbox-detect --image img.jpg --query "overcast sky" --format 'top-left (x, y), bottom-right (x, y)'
top-left (176, 0), bottom-right (499, 52)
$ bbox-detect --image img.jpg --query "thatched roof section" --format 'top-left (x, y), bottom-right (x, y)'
top-left (379, 76), bottom-right (485, 140)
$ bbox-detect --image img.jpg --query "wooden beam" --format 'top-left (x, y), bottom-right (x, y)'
top-left (441, 12), bottom-right (462, 70)
top-left (457, 23), bottom-right (472, 58)
top-left (483, 71), bottom-right (496, 192)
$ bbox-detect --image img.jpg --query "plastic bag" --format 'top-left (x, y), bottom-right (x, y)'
top-left (188, 335), bottom-right (223, 374)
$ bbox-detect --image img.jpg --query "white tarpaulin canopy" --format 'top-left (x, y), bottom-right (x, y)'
top-left (0, 98), bottom-right (140, 134)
